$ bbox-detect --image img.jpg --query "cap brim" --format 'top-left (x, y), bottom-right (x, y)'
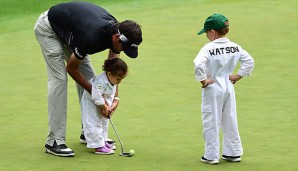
top-left (123, 43), bottom-right (138, 58)
top-left (197, 29), bottom-right (206, 35)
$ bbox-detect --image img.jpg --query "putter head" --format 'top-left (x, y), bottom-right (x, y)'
top-left (120, 152), bottom-right (134, 157)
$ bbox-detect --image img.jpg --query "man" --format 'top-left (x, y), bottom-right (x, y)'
top-left (34, 1), bottom-right (142, 157)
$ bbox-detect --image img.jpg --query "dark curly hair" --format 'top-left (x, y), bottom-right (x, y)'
top-left (113, 20), bottom-right (142, 43)
top-left (102, 58), bottom-right (128, 77)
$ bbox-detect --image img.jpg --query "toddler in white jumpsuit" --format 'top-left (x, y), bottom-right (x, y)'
top-left (194, 14), bottom-right (254, 164)
top-left (81, 58), bottom-right (128, 154)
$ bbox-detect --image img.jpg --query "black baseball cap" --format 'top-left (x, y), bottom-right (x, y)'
top-left (118, 29), bottom-right (141, 58)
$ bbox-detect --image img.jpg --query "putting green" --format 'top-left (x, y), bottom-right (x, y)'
top-left (0, 0), bottom-right (298, 170)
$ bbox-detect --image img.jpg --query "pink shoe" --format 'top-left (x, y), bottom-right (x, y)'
top-left (105, 142), bottom-right (116, 150)
top-left (95, 146), bottom-right (114, 155)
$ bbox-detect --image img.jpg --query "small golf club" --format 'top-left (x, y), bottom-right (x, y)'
top-left (109, 118), bottom-right (134, 157)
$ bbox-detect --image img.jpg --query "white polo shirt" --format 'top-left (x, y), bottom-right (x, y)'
top-left (90, 72), bottom-right (116, 107)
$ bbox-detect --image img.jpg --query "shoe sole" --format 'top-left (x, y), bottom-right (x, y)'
top-left (222, 157), bottom-right (241, 162)
top-left (200, 159), bottom-right (219, 165)
top-left (80, 139), bottom-right (87, 144)
top-left (95, 151), bottom-right (114, 155)
top-left (45, 149), bottom-right (75, 157)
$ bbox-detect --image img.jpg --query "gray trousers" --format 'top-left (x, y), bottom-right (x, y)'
top-left (34, 11), bottom-right (95, 146)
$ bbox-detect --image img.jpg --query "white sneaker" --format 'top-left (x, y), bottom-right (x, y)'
top-left (222, 155), bottom-right (241, 162)
top-left (106, 138), bottom-right (116, 145)
top-left (45, 141), bottom-right (75, 157)
top-left (80, 134), bottom-right (87, 144)
top-left (201, 156), bottom-right (219, 165)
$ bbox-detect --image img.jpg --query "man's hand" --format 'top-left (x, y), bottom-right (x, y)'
top-left (98, 104), bottom-right (110, 117)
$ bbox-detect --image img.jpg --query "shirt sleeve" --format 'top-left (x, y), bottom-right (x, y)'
top-left (237, 49), bottom-right (254, 77)
top-left (71, 32), bottom-right (88, 59)
top-left (106, 93), bottom-right (115, 107)
top-left (91, 79), bottom-right (106, 106)
top-left (193, 46), bottom-right (209, 81)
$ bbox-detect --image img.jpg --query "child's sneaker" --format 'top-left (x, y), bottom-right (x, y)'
top-left (80, 134), bottom-right (87, 144)
top-left (200, 156), bottom-right (219, 165)
top-left (95, 146), bottom-right (114, 155)
top-left (222, 155), bottom-right (241, 162)
top-left (106, 138), bottom-right (116, 145)
top-left (105, 142), bottom-right (116, 150)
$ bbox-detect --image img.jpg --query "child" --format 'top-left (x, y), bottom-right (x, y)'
top-left (193, 14), bottom-right (254, 164)
top-left (81, 58), bottom-right (128, 154)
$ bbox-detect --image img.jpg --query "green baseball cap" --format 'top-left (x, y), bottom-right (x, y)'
top-left (197, 14), bottom-right (229, 35)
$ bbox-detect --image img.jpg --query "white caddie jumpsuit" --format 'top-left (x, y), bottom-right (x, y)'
top-left (81, 72), bottom-right (116, 148)
top-left (193, 38), bottom-right (254, 161)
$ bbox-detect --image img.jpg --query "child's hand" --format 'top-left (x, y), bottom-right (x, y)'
top-left (229, 74), bottom-right (242, 84)
top-left (201, 79), bottom-right (214, 88)
top-left (109, 98), bottom-right (119, 117)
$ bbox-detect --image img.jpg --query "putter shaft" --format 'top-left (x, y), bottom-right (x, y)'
top-left (109, 119), bottom-right (124, 154)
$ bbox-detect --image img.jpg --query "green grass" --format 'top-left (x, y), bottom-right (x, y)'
top-left (1, 0), bottom-right (298, 170)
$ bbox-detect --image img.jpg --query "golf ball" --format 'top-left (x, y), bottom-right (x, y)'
top-left (129, 149), bottom-right (135, 154)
